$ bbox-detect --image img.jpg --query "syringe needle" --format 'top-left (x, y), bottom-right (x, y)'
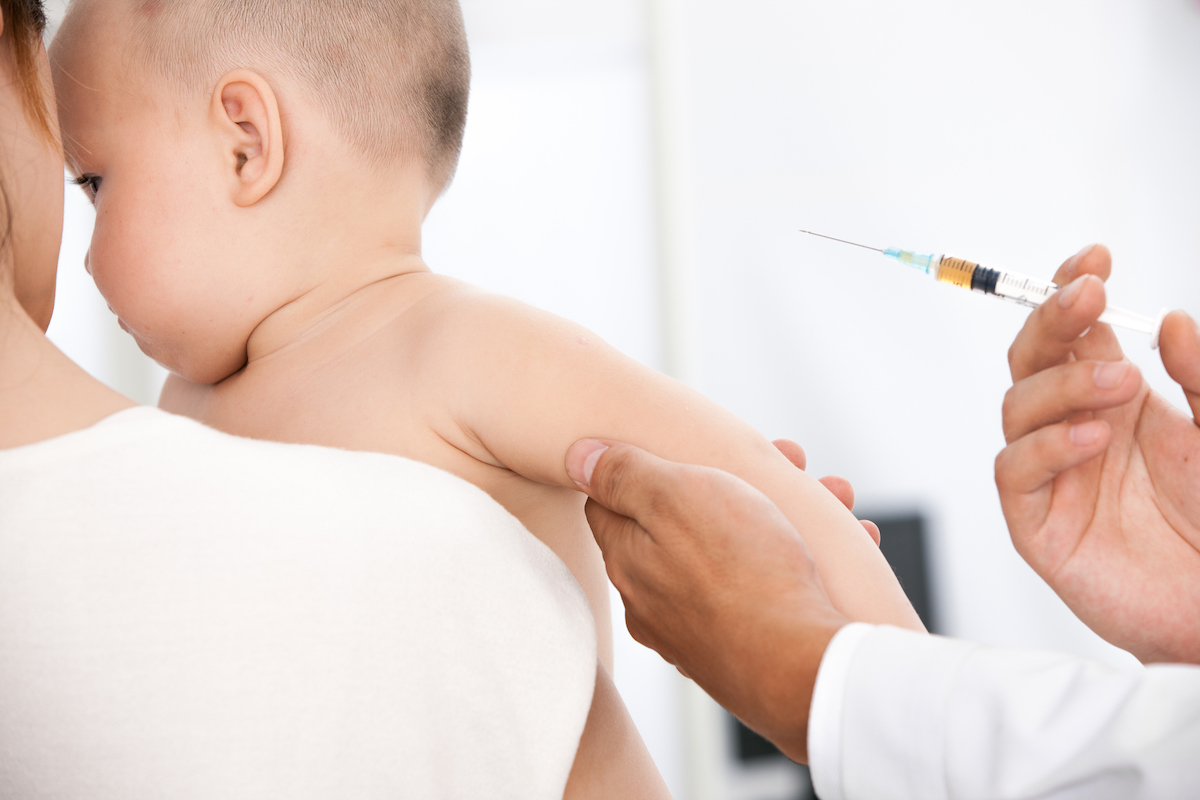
top-left (798, 230), bottom-right (885, 253)
top-left (801, 228), bottom-right (1166, 346)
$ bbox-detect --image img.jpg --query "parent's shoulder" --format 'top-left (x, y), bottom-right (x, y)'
top-left (0, 405), bottom-right (598, 800)
top-left (147, 406), bottom-right (516, 523)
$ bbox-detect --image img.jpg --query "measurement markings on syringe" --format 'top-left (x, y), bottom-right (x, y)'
top-left (993, 272), bottom-right (1056, 308)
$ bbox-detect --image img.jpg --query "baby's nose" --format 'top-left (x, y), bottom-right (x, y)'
top-left (83, 249), bottom-right (91, 276)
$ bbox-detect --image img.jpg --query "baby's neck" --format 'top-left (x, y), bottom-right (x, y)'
top-left (230, 153), bottom-right (441, 376)
top-left (243, 243), bottom-right (432, 369)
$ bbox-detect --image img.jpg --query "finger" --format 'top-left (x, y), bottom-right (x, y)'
top-left (1001, 359), bottom-right (1141, 443)
top-left (566, 439), bottom-right (680, 522)
top-left (1008, 274), bottom-right (1109, 381)
top-left (994, 418), bottom-right (1112, 496)
top-left (1043, 244), bottom-right (1126, 364)
top-left (1066, 311), bottom-right (1127, 364)
top-left (583, 497), bottom-right (647, 582)
top-left (817, 475), bottom-right (877, 543)
top-left (1159, 311), bottom-right (1200, 424)
top-left (1051, 243), bottom-right (1111, 286)
top-left (817, 475), bottom-right (854, 511)
top-left (773, 438), bottom-right (807, 471)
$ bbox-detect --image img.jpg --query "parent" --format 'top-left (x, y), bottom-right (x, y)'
top-left (0, 3), bottom-right (654, 796)
top-left (567, 247), bottom-right (1200, 799)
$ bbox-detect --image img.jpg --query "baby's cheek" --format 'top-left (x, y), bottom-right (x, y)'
top-left (88, 218), bottom-right (174, 338)
top-left (86, 233), bottom-right (125, 309)
top-left (88, 226), bottom-right (138, 314)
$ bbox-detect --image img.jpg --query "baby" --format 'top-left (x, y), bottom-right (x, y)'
top-left (51, 0), bottom-right (920, 789)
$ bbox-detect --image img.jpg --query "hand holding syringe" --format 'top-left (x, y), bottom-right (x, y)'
top-left (800, 231), bottom-right (1168, 348)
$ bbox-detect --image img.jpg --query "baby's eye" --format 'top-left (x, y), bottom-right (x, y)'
top-left (69, 174), bottom-right (102, 201)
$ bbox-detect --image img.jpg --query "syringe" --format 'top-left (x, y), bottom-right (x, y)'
top-left (800, 231), bottom-right (1168, 348)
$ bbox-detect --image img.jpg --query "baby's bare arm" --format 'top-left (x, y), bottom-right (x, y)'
top-left (565, 662), bottom-right (672, 799)
top-left (422, 289), bottom-right (922, 630)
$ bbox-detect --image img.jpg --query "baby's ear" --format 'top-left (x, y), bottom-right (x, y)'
top-left (211, 70), bottom-right (284, 207)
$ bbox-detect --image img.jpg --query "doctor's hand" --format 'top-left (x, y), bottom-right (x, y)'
top-left (566, 440), bottom-right (849, 764)
top-left (997, 244), bottom-right (1200, 664)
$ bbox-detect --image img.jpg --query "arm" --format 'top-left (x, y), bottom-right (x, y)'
top-left (572, 439), bottom-right (1200, 799)
top-left (566, 439), bottom-right (848, 763)
top-left (421, 288), bottom-right (920, 630)
top-left (996, 245), bottom-right (1200, 663)
top-left (564, 663), bottom-right (672, 800)
top-left (813, 624), bottom-right (1200, 800)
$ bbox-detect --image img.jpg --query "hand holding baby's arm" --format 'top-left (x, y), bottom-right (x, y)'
top-left (428, 291), bottom-right (922, 631)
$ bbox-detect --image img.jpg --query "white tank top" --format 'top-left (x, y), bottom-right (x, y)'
top-left (0, 407), bottom-right (596, 799)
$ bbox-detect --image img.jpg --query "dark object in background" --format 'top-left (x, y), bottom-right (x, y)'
top-left (725, 513), bottom-right (933, 799)
top-left (735, 719), bottom-right (786, 763)
top-left (873, 513), bottom-right (936, 632)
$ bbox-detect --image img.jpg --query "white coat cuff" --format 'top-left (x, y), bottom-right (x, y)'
top-left (807, 622), bottom-right (875, 800)
top-left (809, 625), bottom-right (980, 800)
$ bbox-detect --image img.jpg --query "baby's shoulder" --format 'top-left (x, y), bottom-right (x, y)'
top-left (403, 273), bottom-right (548, 320)
top-left (398, 274), bottom-right (585, 359)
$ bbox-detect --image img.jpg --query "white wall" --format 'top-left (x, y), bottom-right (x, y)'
top-left (679, 0), bottom-right (1200, 671)
top-left (44, 1), bottom-right (1200, 798)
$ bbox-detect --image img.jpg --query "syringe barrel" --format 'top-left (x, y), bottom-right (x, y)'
top-left (990, 270), bottom-right (1057, 308)
top-left (937, 255), bottom-right (1055, 309)
top-left (935, 256), bottom-right (978, 290)
top-left (875, 242), bottom-right (1160, 343)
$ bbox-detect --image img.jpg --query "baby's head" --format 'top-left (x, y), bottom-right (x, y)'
top-left (50, 0), bottom-right (470, 382)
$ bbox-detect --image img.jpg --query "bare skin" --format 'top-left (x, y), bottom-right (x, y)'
top-left (566, 439), bottom-right (848, 765)
top-left (1, 6), bottom-right (663, 795)
top-left (51, 4), bottom-right (674, 792)
top-left (0, 14), bottom-right (133, 451)
top-left (568, 259), bottom-right (1200, 765)
top-left (997, 245), bottom-right (1200, 664)
top-left (54, 1), bottom-right (919, 793)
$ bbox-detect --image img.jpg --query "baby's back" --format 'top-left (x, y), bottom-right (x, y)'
top-left (159, 273), bottom-right (674, 797)
top-left (0, 407), bottom-right (595, 798)
top-left (160, 273), bottom-right (615, 667)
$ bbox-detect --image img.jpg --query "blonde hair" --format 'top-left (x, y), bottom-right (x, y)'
top-left (76, 0), bottom-right (471, 187)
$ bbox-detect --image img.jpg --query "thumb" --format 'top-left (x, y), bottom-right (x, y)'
top-left (1159, 311), bottom-right (1200, 424)
top-left (566, 439), bottom-right (682, 523)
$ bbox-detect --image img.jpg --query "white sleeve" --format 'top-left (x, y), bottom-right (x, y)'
top-left (808, 624), bottom-right (1200, 800)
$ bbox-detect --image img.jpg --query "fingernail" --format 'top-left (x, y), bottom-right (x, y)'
top-left (566, 440), bottom-right (609, 487)
top-left (1093, 361), bottom-right (1130, 389)
top-left (1063, 244), bottom-right (1097, 280)
top-left (1057, 275), bottom-right (1087, 309)
top-left (1070, 420), bottom-right (1105, 446)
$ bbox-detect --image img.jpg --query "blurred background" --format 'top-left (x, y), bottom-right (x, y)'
top-left (44, 1), bottom-right (1200, 798)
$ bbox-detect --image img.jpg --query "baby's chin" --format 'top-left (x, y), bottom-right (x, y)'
top-left (121, 324), bottom-right (245, 387)
top-left (121, 323), bottom-right (176, 374)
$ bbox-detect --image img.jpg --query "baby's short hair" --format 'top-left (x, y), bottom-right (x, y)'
top-left (126, 0), bottom-right (470, 186)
